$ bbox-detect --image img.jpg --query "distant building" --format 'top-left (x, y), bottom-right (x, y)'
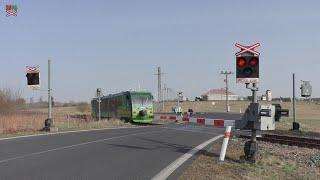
top-left (201, 88), bottom-right (239, 101)
top-left (261, 95), bottom-right (267, 101)
top-left (266, 90), bottom-right (272, 102)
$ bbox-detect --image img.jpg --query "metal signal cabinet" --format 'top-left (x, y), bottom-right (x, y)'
top-left (259, 104), bottom-right (276, 130)
top-left (235, 104), bottom-right (276, 131)
top-left (91, 91), bottom-right (153, 123)
top-left (301, 81), bottom-right (312, 97)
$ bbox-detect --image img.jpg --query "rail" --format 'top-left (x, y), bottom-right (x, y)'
top-left (239, 134), bottom-right (320, 149)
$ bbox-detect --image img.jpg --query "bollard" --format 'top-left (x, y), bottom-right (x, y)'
top-left (219, 126), bottom-right (232, 161)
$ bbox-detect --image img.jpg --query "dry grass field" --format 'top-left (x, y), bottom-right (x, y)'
top-left (0, 106), bottom-right (133, 138)
top-left (156, 100), bottom-right (320, 133)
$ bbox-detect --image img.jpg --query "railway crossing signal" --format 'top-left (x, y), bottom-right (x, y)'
top-left (26, 66), bottom-right (40, 89)
top-left (26, 61), bottom-right (54, 131)
top-left (235, 43), bottom-right (260, 56)
top-left (235, 43), bottom-right (260, 83)
top-left (236, 56), bottom-right (259, 79)
top-left (235, 43), bottom-right (261, 163)
top-left (26, 73), bottom-right (39, 85)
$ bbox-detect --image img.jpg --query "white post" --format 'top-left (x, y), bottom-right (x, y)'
top-left (219, 126), bottom-right (232, 161)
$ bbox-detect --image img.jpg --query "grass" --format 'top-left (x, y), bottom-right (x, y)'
top-left (32, 106), bottom-right (91, 115)
top-left (0, 106), bottom-right (134, 138)
top-left (179, 139), bottom-right (320, 180)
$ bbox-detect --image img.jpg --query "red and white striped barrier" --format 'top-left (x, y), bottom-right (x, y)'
top-left (154, 114), bottom-right (177, 121)
top-left (180, 116), bottom-right (235, 127)
top-left (154, 114), bottom-right (235, 128)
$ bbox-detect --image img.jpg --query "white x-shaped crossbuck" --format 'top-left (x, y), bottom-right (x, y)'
top-left (235, 43), bottom-right (260, 56)
top-left (26, 66), bottom-right (40, 73)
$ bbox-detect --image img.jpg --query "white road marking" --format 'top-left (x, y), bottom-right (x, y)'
top-left (151, 135), bottom-right (223, 180)
top-left (0, 129), bottom-right (167, 164)
top-left (0, 125), bottom-right (155, 141)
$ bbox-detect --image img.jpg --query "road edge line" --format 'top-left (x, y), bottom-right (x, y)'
top-left (151, 134), bottom-right (223, 180)
top-left (0, 125), bottom-right (154, 141)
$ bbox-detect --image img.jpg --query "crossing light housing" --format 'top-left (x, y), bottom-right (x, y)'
top-left (236, 56), bottom-right (259, 79)
top-left (26, 73), bottom-right (40, 85)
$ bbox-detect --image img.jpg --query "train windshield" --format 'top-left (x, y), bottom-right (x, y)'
top-left (131, 93), bottom-right (152, 108)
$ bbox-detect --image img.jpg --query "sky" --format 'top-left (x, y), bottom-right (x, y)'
top-left (0, 0), bottom-right (319, 102)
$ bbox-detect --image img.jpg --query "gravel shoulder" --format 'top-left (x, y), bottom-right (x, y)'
top-left (179, 137), bottom-right (320, 180)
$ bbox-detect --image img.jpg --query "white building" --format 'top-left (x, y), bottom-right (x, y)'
top-left (201, 88), bottom-right (239, 101)
top-left (266, 90), bottom-right (272, 101)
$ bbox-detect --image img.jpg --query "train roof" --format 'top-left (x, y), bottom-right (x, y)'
top-left (92, 91), bottom-right (152, 101)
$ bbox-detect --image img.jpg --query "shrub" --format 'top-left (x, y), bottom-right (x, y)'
top-left (77, 102), bottom-right (90, 113)
top-left (0, 88), bottom-right (26, 113)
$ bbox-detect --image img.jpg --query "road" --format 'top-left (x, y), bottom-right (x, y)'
top-left (0, 124), bottom-right (224, 180)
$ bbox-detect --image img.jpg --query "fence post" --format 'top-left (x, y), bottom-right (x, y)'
top-left (67, 115), bottom-right (70, 129)
top-left (219, 126), bottom-right (232, 161)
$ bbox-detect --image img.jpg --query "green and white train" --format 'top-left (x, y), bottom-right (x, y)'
top-left (91, 91), bottom-right (153, 123)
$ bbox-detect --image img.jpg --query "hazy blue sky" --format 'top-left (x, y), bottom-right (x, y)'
top-left (0, 0), bottom-right (319, 102)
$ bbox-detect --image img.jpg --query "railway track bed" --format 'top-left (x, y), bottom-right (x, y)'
top-left (239, 134), bottom-right (320, 149)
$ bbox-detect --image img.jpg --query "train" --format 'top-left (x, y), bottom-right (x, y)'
top-left (91, 91), bottom-right (154, 123)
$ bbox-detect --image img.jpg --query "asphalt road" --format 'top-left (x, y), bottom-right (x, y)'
top-left (0, 124), bottom-right (224, 180)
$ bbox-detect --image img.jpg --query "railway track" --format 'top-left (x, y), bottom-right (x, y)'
top-left (239, 134), bottom-right (320, 149)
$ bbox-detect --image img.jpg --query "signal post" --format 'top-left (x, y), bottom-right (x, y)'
top-left (235, 43), bottom-right (260, 163)
top-left (26, 60), bottom-right (54, 131)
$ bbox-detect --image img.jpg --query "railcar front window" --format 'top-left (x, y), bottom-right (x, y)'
top-left (132, 94), bottom-right (151, 107)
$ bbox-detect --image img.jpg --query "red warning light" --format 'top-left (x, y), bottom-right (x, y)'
top-left (249, 58), bottom-right (258, 67)
top-left (237, 58), bottom-right (246, 67)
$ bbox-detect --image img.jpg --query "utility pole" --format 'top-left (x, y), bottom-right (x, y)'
top-left (163, 84), bottom-right (167, 102)
top-left (163, 84), bottom-right (171, 102)
top-left (221, 71), bottom-right (234, 112)
top-left (157, 67), bottom-right (162, 102)
top-left (154, 67), bottom-right (164, 112)
top-left (177, 92), bottom-right (181, 109)
top-left (97, 88), bottom-right (102, 121)
top-left (48, 59), bottom-right (53, 126)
